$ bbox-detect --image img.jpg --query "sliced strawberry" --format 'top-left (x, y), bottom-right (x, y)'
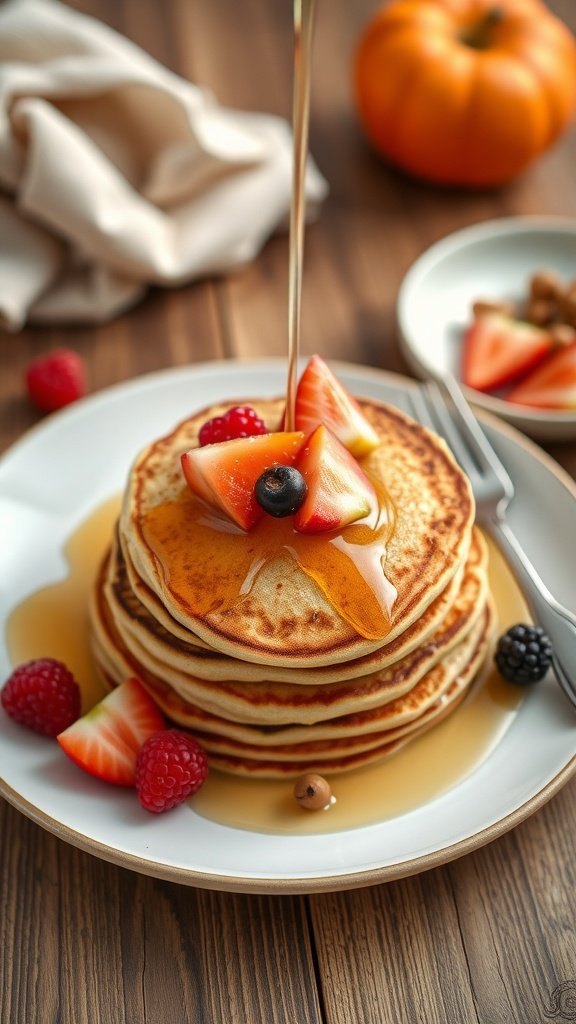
top-left (462, 313), bottom-right (553, 392)
top-left (294, 355), bottom-right (380, 457)
top-left (181, 432), bottom-right (305, 531)
top-left (294, 425), bottom-right (378, 533)
top-left (57, 678), bottom-right (165, 787)
top-left (507, 342), bottom-right (576, 409)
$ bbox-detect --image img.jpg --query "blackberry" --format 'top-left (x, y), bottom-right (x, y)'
top-left (494, 624), bottom-right (553, 685)
top-left (255, 465), bottom-right (307, 518)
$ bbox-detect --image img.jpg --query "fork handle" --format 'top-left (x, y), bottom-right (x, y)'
top-left (488, 517), bottom-right (576, 707)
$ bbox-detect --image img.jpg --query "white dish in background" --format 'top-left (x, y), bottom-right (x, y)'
top-left (396, 216), bottom-right (576, 441)
top-left (0, 360), bottom-right (575, 894)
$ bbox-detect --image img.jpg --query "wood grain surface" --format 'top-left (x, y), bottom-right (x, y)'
top-left (1, 1), bottom-right (576, 1022)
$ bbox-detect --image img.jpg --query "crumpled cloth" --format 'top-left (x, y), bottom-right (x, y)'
top-left (0, 0), bottom-right (327, 331)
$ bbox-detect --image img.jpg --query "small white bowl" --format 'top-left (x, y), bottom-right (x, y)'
top-left (396, 216), bottom-right (576, 440)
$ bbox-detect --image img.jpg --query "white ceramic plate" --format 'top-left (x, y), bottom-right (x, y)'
top-left (1, 360), bottom-right (575, 894)
top-left (396, 216), bottom-right (576, 441)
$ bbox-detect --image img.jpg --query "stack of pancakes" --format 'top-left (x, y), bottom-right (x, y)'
top-left (90, 397), bottom-right (494, 778)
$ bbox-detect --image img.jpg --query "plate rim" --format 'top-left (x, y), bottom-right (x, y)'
top-left (2, 754), bottom-right (575, 894)
top-left (1, 358), bottom-right (575, 894)
top-left (396, 214), bottom-right (576, 432)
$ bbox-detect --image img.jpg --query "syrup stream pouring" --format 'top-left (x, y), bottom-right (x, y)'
top-left (407, 374), bottom-right (576, 710)
top-left (285, 0), bottom-right (317, 432)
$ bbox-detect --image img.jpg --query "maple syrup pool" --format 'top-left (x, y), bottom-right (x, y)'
top-left (6, 495), bottom-right (526, 836)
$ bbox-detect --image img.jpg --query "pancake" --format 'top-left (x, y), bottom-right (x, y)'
top-left (92, 602), bottom-right (494, 778)
top-left (169, 607), bottom-right (493, 751)
top-left (120, 533), bottom-right (215, 654)
top-left (109, 527), bottom-right (474, 684)
top-left (200, 603), bottom-right (494, 777)
top-left (96, 529), bottom-right (489, 725)
top-left (192, 612), bottom-right (491, 760)
top-left (89, 388), bottom-right (497, 781)
top-left (91, 543), bottom-right (492, 746)
top-left (120, 397), bottom-right (474, 666)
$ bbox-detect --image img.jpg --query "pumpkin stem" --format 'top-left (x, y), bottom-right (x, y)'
top-left (459, 7), bottom-right (504, 50)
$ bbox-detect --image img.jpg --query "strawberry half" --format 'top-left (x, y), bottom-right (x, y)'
top-left (294, 425), bottom-right (378, 533)
top-left (57, 678), bottom-right (165, 787)
top-left (507, 342), bottom-right (576, 409)
top-left (294, 355), bottom-right (380, 457)
top-left (462, 313), bottom-right (553, 392)
top-left (181, 431), bottom-right (305, 531)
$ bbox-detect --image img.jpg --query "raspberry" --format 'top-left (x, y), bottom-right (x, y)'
top-left (494, 624), bottom-right (553, 685)
top-left (199, 406), bottom-right (267, 446)
top-left (135, 729), bottom-right (208, 813)
top-left (1, 658), bottom-right (81, 736)
top-left (26, 348), bottom-right (87, 413)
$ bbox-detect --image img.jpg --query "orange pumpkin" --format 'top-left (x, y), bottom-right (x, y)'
top-left (354, 0), bottom-right (576, 186)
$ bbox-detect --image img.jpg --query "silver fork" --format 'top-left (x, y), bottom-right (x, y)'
top-left (405, 374), bottom-right (576, 710)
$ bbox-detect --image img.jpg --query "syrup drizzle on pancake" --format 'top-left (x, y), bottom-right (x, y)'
top-left (125, 398), bottom-right (474, 664)
top-left (141, 481), bottom-right (397, 641)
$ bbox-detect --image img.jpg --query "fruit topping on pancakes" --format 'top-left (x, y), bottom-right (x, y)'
top-left (181, 431), bottom-right (305, 531)
top-left (199, 405), bottom-right (268, 446)
top-left (294, 424), bottom-right (378, 533)
top-left (182, 357), bottom-right (382, 535)
top-left (294, 354), bottom-right (380, 456)
top-left (255, 465), bottom-right (308, 518)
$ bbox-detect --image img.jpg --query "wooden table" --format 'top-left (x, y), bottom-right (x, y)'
top-left (2, 2), bottom-right (576, 1021)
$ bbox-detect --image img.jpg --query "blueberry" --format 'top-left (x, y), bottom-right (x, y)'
top-left (254, 465), bottom-right (307, 518)
top-left (494, 624), bottom-right (553, 685)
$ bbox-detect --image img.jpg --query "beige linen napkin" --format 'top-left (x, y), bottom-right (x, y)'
top-left (0, 0), bottom-right (328, 331)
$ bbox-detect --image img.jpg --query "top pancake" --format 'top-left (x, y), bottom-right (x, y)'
top-left (120, 397), bottom-right (474, 666)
